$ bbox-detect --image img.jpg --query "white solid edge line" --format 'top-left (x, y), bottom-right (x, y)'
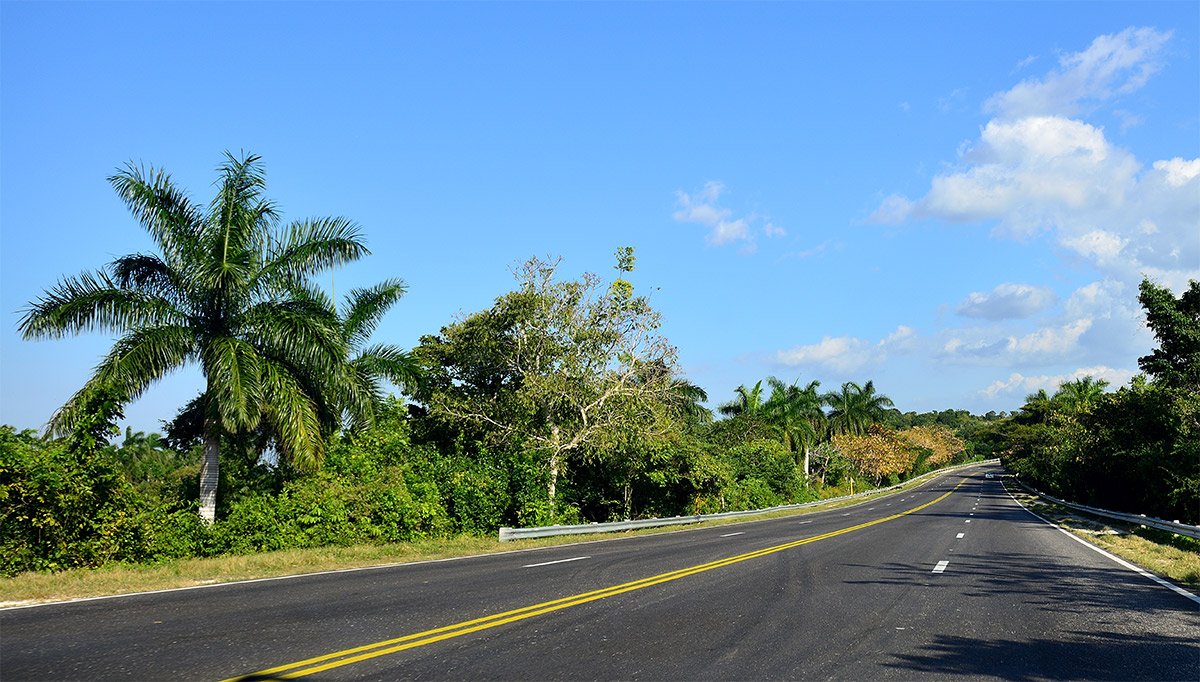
top-left (1005, 485), bottom-right (1200, 606)
top-left (522, 556), bottom-right (590, 568)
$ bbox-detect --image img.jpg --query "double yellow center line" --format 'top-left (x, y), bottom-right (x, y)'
top-left (226, 480), bottom-right (964, 680)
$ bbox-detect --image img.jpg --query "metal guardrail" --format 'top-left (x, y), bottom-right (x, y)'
top-left (499, 458), bottom-right (999, 542)
top-left (1011, 478), bottom-right (1200, 540)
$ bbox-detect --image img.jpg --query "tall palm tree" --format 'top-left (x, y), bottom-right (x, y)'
top-left (1053, 376), bottom-right (1109, 415)
top-left (161, 280), bottom-right (420, 446)
top-left (19, 152), bottom-right (368, 522)
top-left (763, 377), bottom-right (824, 475)
top-left (1017, 388), bottom-right (1055, 425)
top-left (718, 380), bottom-right (765, 418)
top-left (823, 380), bottom-right (894, 436)
top-left (665, 377), bottom-right (713, 426)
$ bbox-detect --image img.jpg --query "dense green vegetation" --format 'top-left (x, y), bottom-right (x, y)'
top-left (985, 280), bottom-right (1199, 525)
top-left (5, 153), bottom-right (1190, 578)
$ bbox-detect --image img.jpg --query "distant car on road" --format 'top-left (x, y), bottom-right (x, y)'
top-left (985, 473), bottom-right (995, 479)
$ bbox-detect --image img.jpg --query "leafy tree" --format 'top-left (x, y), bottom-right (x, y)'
top-left (19, 152), bottom-right (368, 522)
top-left (413, 248), bottom-right (680, 519)
top-left (831, 425), bottom-right (914, 485)
top-left (896, 425), bottom-right (965, 472)
top-left (807, 441), bottom-right (850, 487)
top-left (823, 380), bottom-right (894, 436)
top-left (1138, 278), bottom-right (1200, 391)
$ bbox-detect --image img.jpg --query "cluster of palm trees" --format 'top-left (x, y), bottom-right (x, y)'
top-left (717, 377), bottom-right (894, 475)
top-left (1018, 376), bottom-right (1110, 424)
top-left (19, 152), bottom-right (416, 522)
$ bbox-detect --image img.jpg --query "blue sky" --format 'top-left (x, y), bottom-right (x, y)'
top-left (2, 2), bottom-right (1197, 435)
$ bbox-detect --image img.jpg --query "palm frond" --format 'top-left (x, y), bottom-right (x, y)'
top-left (258, 217), bottom-right (369, 288)
top-left (200, 152), bottom-right (278, 294)
top-left (47, 325), bottom-right (194, 435)
top-left (353, 343), bottom-right (422, 392)
top-left (201, 336), bottom-right (263, 432)
top-left (108, 163), bottom-right (202, 259)
top-left (107, 253), bottom-right (194, 308)
top-left (259, 358), bottom-right (324, 472)
top-left (242, 298), bottom-right (345, 375)
top-left (19, 270), bottom-right (187, 340)
top-left (342, 279), bottom-right (408, 347)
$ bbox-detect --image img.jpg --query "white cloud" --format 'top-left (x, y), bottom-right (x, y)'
top-left (865, 28), bottom-right (1193, 397)
top-left (938, 87), bottom-right (969, 113)
top-left (711, 217), bottom-right (749, 245)
top-left (1154, 157), bottom-right (1200, 187)
top-left (672, 181), bottom-right (784, 250)
top-left (985, 27), bottom-right (1171, 118)
top-left (1060, 230), bottom-right (1128, 266)
top-left (1113, 108), bottom-right (1143, 131)
top-left (940, 319), bottom-right (1092, 365)
top-left (938, 278), bottom-right (1153, 374)
top-left (867, 194), bottom-right (914, 224)
top-left (779, 240), bottom-right (835, 261)
top-left (956, 283), bottom-right (1057, 320)
top-left (673, 181), bottom-right (730, 225)
top-left (871, 116), bottom-right (1197, 285)
top-left (917, 117), bottom-right (1140, 234)
top-left (1011, 319), bottom-right (1092, 355)
top-left (776, 336), bottom-right (873, 373)
top-left (872, 28), bottom-right (1195, 287)
top-left (775, 326), bottom-right (916, 373)
top-left (1063, 279), bottom-right (1154, 361)
top-left (883, 325), bottom-right (916, 347)
top-left (981, 365), bottom-right (1136, 398)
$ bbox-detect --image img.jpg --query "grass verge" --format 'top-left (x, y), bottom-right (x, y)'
top-left (1005, 481), bottom-right (1200, 590)
top-left (0, 465), bottom-right (972, 607)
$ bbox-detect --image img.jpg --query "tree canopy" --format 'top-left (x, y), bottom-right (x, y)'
top-left (19, 152), bottom-right (369, 522)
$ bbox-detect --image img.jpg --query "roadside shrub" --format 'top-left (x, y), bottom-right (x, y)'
top-left (0, 427), bottom-right (145, 574)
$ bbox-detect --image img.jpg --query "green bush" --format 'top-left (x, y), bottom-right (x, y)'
top-left (0, 427), bottom-right (148, 574)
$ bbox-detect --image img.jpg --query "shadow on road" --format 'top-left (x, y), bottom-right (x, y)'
top-left (885, 630), bottom-right (1200, 681)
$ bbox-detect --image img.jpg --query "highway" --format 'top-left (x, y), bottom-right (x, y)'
top-left (2, 463), bottom-right (1197, 680)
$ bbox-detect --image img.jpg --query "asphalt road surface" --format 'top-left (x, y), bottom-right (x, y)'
top-left (3, 464), bottom-right (1198, 680)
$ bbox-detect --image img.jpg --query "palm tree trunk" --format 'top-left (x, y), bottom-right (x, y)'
top-left (803, 446), bottom-right (810, 478)
top-left (547, 424), bottom-right (561, 514)
top-left (199, 422), bottom-right (220, 524)
top-left (623, 461), bottom-right (634, 521)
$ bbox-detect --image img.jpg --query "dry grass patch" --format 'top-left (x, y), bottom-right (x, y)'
top-left (1007, 483), bottom-right (1200, 590)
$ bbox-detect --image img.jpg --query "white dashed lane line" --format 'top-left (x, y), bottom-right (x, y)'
top-left (719, 532), bottom-right (744, 538)
top-left (932, 560), bottom-right (949, 574)
top-left (523, 556), bottom-right (590, 568)
top-left (957, 532), bottom-right (965, 539)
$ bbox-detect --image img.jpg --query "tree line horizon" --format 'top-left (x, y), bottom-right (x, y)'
top-left (3, 152), bottom-right (1195, 575)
